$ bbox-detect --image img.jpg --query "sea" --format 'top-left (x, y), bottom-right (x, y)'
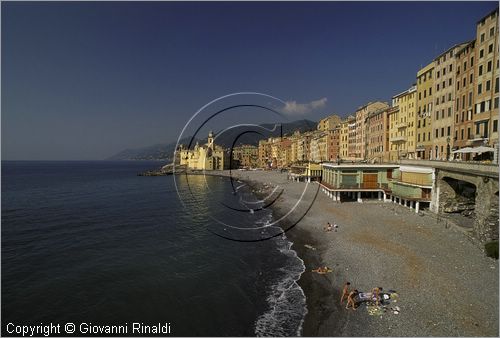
top-left (1, 161), bottom-right (307, 336)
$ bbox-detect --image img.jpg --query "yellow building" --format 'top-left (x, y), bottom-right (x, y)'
top-left (179, 131), bottom-right (228, 170)
top-left (473, 8), bottom-right (499, 152)
top-left (432, 43), bottom-right (467, 160)
top-left (392, 85), bottom-right (417, 159)
top-left (339, 119), bottom-right (350, 160)
top-left (387, 106), bottom-right (401, 162)
top-left (416, 61), bottom-right (435, 159)
top-left (317, 114), bottom-right (342, 132)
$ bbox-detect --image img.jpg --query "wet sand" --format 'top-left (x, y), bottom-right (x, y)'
top-left (222, 169), bottom-right (499, 337)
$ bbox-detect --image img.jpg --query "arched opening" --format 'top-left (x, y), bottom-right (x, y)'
top-left (440, 177), bottom-right (477, 228)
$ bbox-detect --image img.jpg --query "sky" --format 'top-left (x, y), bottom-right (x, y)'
top-left (2, 1), bottom-right (498, 160)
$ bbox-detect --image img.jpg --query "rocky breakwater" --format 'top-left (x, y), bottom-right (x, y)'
top-left (138, 164), bottom-right (186, 176)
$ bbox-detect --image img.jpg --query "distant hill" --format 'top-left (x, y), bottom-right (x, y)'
top-left (107, 119), bottom-right (316, 160)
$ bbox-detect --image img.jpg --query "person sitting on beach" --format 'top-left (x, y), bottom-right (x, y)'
top-left (340, 282), bottom-right (350, 304)
top-left (333, 223), bottom-right (339, 232)
top-left (324, 222), bottom-right (333, 232)
top-left (371, 287), bottom-right (383, 306)
top-left (346, 289), bottom-right (358, 310)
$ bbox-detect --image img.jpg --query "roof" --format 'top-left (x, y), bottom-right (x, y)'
top-left (433, 41), bottom-right (470, 61)
top-left (399, 165), bottom-right (434, 174)
top-left (476, 7), bottom-right (498, 24)
top-left (322, 163), bottom-right (399, 169)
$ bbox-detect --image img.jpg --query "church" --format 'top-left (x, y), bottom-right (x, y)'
top-left (178, 131), bottom-right (229, 170)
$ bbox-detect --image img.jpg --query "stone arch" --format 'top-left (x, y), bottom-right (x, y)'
top-left (439, 176), bottom-right (477, 219)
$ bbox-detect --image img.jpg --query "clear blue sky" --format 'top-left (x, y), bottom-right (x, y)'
top-left (2, 1), bottom-right (497, 160)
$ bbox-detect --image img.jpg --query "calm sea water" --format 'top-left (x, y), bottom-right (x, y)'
top-left (2, 161), bottom-right (306, 336)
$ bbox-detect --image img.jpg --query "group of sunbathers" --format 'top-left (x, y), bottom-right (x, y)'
top-left (340, 282), bottom-right (383, 310)
top-left (323, 222), bottom-right (338, 232)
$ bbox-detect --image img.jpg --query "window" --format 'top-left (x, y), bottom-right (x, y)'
top-left (479, 65), bottom-right (483, 75)
top-left (496, 77), bottom-right (499, 93)
top-left (418, 134), bottom-right (421, 142)
top-left (488, 61), bottom-right (492, 72)
top-left (467, 128), bottom-right (471, 139)
top-left (441, 109), bottom-right (444, 119)
top-left (424, 90), bottom-right (426, 98)
top-left (470, 73), bottom-right (473, 84)
top-left (461, 129), bottom-right (464, 140)
top-left (491, 27), bottom-right (495, 37)
top-left (448, 107), bottom-right (451, 117)
top-left (480, 49), bottom-right (484, 58)
top-left (455, 130), bottom-right (458, 140)
top-left (435, 129), bottom-right (439, 138)
top-left (429, 88), bottom-right (432, 95)
top-left (437, 84), bottom-right (440, 91)
top-left (489, 44), bottom-right (493, 54)
top-left (442, 81), bottom-right (445, 89)
top-left (437, 71), bottom-right (440, 78)
top-left (481, 33), bottom-right (485, 42)
top-left (471, 56), bottom-right (474, 67)
top-left (435, 111), bottom-right (439, 120)
top-left (449, 78), bottom-right (452, 86)
top-left (469, 92), bottom-right (473, 107)
top-left (486, 80), bottom-right (491, 91)
top-left (419, 92), bottom-right (421, 100)
top-left (423, 133), bottom-right (426, 141)
top-left (449, 64), bottom-right (453, 72)
top-left (457, 81), bottom-right (460, 90)
top-left (478, 83), bottom-right (482, 94)
top-left (464, 61), bottom-right (467, 70)
top-left (448, 93), bottom-right (452, 101)
top-left (443, 68), bottom-right (446, 76)
top-left (463, 78), bottom-right (466, 87)
top-left (447, 126), bottom-right (451, 136)
top-left (441, 128), bottom-right (444, 137)
top-left (494, 120), bottom-right (498, 133)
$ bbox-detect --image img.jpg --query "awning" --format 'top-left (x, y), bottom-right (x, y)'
top-left (452, 146), bottom-right (495, 154)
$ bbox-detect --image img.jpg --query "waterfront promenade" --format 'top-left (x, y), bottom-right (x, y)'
top-left (221, 169), bottom-right (498, 336)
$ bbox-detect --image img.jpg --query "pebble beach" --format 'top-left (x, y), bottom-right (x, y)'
top-left (221, 169), bottom-right (499, 337)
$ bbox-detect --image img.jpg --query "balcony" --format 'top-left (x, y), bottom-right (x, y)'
top-left (390, 136), bottom-right (407, 142)
top-left (395, 122), bottom-right (408, 129)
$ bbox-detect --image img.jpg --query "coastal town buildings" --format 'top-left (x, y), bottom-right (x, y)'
top-left (433, 43), bottom-right (466, 161)
top-left (454, 40), bottom-right (477, 159)
top-left (339, 120), bottom-right (350, 159)
top-left (317, 114), bottom-right (342, 132)
top-left (387, 105), bottom-right (402, 162)
top-left (179, 131), bottom-right (229, 170)
top-left (231, 144), bottom-right (259, 168)
top-left (391, 85), bottom-right (417, 160)
top-left (416, 62), bottom-right (435, 160)
top-left (354, 101), bottom-right (389, 160)
top-left (327, 126), bottom-right (341, 162)
top-left (473, 8), bottom-right (499, 154)
top-left (366, 106), bottom-right (390, 163)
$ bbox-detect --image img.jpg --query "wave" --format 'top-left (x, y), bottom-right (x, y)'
top-left (254, 225), bottom-right (308, 337)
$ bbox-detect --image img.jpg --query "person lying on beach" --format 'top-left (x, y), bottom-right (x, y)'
top-left (371, 287), bottom-right (383, 306)
top-left (346, 289), bottom-right (359, 310)
top-left (340, 282), bottom-right (351, 304)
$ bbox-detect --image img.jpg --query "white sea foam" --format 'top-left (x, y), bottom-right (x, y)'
top-left (254, 226), bottom-right (308, 337)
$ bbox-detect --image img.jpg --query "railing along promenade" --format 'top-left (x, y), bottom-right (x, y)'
top-left (399, 159), bottom-right (499, 178)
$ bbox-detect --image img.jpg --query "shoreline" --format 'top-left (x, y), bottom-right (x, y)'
top-left (212, 169), bottom-right (498, 337)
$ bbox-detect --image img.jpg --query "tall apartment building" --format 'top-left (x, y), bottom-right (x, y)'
top-left (347, 115), bottom-right (357, 159)
top-left (416, 61), bottom-right (435, 159)
top-left (473, 8), bottom-right (499, 152)
top-left (454, 40), bottom-right (477, 158)
top-left (392, 85), bottom-right (417, 159)
top-left (433, 43), bottom-right (467, 160)
top-left (327, 127), bottom-right (341, 162)
top-left (339, 119), bottom-right (350, 159)
top-left (366, 107), bottom-right (390, 163)
top-left (317, 114), bottom-right (342, 132)
top-left (388, 105), bottom-right (400, 162)
top-left (354, 101), bottom-right (389, 159)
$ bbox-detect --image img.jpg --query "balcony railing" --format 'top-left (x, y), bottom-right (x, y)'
top-left (395, 122), bottom-right (408, 129)
top-left (390, 136), bottom-right (407, 142)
